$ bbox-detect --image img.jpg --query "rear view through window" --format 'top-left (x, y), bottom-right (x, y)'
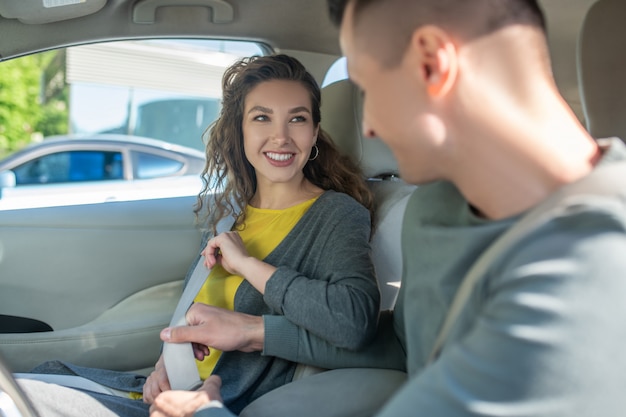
top-left (0, 39), bottom-right (266, 208)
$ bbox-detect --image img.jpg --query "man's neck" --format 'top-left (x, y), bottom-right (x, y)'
top-left (448, 109), bottom-right (601, 220)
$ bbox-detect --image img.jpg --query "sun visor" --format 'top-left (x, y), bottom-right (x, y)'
top-left (0, 0), bottom-right (107, 24)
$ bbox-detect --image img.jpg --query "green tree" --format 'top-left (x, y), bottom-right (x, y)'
top-left (36, 85), bottom-right (69, 138)
top-left (0, 51), bottom-right (68, 159)
top-left (0, 55), bottom-right (41, 158)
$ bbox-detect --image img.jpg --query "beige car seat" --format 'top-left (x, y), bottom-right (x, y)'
top-left (319, 79), bottom-right (416, 311)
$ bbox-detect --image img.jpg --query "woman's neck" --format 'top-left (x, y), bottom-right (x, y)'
top-left (250, 178), bottom-right (324, 210)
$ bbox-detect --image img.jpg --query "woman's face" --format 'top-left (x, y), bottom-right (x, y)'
top-left (242, 79), bottom-right (319, 188)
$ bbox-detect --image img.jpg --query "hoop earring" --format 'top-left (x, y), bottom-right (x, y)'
top-left (309, 145), bottom-right (319, 161)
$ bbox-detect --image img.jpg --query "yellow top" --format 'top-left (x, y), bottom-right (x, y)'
top-left (193, 197), bottom-right (318, 379)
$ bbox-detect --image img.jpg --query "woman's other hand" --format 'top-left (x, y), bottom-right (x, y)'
top-left (201, 231), bottom-right (276, 294)
top-left (149, 375), bottom-right (223, 417)
top-left (143, 355), bottom-right (171, 404)
top-left (201, 231), bottom-right (248, 275)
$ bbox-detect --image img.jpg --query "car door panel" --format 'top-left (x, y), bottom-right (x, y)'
top-left (0, 196), bottom-right (202, 372)
top-left (0, 315), bottom-right (52, 333)
top-left (0, 281), bottom-right (181, 373)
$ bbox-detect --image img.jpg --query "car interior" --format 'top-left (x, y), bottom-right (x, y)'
top-left (0, 0), bottom-right (623, 416)
top-left (577, 0), bottom-right (626, 142)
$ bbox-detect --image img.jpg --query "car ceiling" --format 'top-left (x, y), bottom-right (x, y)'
top-left (0, 0), bottom-right (602, 122)
top-left (0, 0), bottom-right (340, 57)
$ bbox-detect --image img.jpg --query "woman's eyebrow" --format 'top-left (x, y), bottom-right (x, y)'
top-left (247, 105), bottom-right (311, 114)
top-left (248, 105), bottom-right (272, 114)
top-left (289, 106), bottom-right (311, 114)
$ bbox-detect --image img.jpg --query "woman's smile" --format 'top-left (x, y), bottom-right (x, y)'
top-left (264, 151), bottom-right (296, 166)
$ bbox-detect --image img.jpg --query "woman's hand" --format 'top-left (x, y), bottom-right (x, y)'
top-left (201, 231), bottom-right (249, 275)
top-left (143, 355), bottom-right (171, 404)
top-left (161, 303), bottom-right (265, 354)
top-left (149, 375), bottom-right (223, 417)
top-left (201, 231), bottom-right (277, 294)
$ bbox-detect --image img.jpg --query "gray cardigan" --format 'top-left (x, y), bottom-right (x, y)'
top-left (206, 190), bottom-right (379, 413)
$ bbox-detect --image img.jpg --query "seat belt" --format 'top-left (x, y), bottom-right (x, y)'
top-left (163, 213), bottom-right (235, 391)
top-left (428, 161), bottom-right (626, 363)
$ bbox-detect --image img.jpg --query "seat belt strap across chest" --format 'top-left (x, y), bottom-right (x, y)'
top-left (163, 214), bottom-right (235, 391)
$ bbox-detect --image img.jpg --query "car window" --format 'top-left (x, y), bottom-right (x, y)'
top-left (322, 57), bottom-right (348, 87)
top-left (133, 151), bottom-right (183, 179)
top-left (0, 38), bottom-right (265, 207)
top-left (12, 150), bottom-right (123, 185)
top-left (63, 39), bottom-right (264, 153)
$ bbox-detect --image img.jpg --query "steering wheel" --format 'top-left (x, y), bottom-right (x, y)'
top-left (0, 352), bottom-right (39, 417)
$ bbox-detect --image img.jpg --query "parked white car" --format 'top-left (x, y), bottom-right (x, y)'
top-left (0, 134), bottom-right (205, 209)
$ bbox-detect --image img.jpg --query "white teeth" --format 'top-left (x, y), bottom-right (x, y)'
top-left (266, 152), bottom-right (294, 161)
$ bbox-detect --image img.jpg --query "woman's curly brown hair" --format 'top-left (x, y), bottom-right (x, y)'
top-left (194, 54), bottom-right (374, 234)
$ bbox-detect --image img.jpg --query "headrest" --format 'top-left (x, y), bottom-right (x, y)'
top-left (578, 0), bottom-right (626, 140)
top-left (320, 79), bottom-right (399, 179)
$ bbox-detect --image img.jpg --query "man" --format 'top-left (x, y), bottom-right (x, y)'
top-left (153, 0), bottom-right (626, 415)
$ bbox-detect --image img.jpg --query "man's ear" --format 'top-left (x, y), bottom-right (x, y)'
top-left (409, 25), bottom-right (458, 98)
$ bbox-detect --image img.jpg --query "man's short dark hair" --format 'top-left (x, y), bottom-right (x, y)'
top-left (327, 0), bottom-right (349, 27)
top-left (328, 0), bottom-right (545, 30)
top-left (327, 0), bottom-right (547, 67)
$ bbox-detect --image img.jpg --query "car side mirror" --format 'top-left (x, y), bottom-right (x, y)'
top-left (0, 171), bottom-right (16, 188)
top-left (0, 170), bottom-right (16, 199)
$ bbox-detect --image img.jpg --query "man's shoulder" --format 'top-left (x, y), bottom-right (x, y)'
top-left (404, 181), bottom-right (483, 228)
top-left (542, 140), bottom-right (626, 228)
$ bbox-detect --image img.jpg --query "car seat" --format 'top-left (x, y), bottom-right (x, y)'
top-left (578, 0), bottom-right (626, 141)
top-left (240, 79), bottom-right (414, 417)
top-left (319, 79), bottom-right (416, 311)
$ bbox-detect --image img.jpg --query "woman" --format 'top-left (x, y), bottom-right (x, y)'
top-left (142, 54), bottom-right (380, 414)
top-left (18, 54), bottom-right (379, 417)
